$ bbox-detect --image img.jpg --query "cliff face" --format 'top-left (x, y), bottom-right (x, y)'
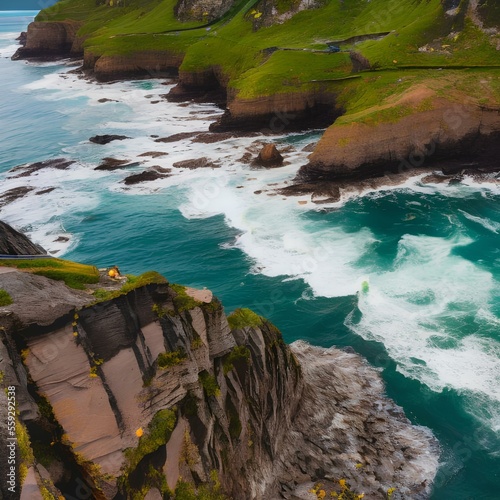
top-left (297, 91), bottom-right (500, 185)
top-left (210, 87), bottom-right (341, 132)
top-left (12, 21), bottom-right (83, 60)
top-left (0, 258), bottom-right (439, 499)
top-left (0, 221), bottom-right (46, 255)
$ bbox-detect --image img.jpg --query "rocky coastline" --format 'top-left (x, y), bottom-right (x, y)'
top-left (12, 12), bottom-right (500, 194)
top-left (0, 222), bottom-right (439, 499)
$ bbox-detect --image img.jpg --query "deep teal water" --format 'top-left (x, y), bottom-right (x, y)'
top-left (1, 12), bottom-right (500, 499)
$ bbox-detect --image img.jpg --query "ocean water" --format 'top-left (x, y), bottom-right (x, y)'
top-left (1, 11), bottom-right (500, 498)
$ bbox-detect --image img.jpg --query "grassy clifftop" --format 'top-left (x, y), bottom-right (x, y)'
top-left (34, 0), bottom-right (500, 129)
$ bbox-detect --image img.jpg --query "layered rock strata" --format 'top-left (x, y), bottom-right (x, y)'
top-left (296, 93), bottom-right (500, 188)
top-left (12, 21), bottom-right (83, 60)
top-left (0, 222), bottom-right (440, 499)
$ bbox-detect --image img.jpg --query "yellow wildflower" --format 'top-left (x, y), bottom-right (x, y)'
top-left (339, 479), bottom-right (346, 489)
top-left (135, 427), bottom-right (143, 438)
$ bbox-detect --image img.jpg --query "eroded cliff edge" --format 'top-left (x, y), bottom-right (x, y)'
top-left (0, 224), bottom-right (439, 500)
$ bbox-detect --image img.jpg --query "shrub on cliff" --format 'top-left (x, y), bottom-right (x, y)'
top-left (157, 348), bottom-right (187, 369)
top-left (222, 345), bottom-right (251, 375)
top-left (227, 308), bottom-right (263, 330)
top-left (199, 371), bottom-right (220, 398)
top-left (124, 409), bottom-right (177, 472)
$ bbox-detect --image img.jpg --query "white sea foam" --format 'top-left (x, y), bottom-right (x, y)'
top-left (459, 209), bottom-right (500, 234)
top-left (346, 233), bottom-right (500, 433)
top-left (0, 161), bottom-right (102, 253)
top-left (0, 43), bottom-right (19, 57)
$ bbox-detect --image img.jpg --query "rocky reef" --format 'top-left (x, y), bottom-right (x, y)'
top-left (0, 222), bottom-right (439, 499)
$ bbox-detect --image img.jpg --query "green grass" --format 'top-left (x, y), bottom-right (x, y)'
top-left (93, 271), bottom-right (167, 302)
top-left (227, 308), bottom-right (263, 330)
top-left (0, 289), bottom-right (12, 306)
top-left (171, 283), bottom-right (202, 312)
top-left (0, 258), bottom-right (99, 290)
top-left (124, 409), bottom-right (177, 472)
top-left (199, 371), bottom-right (220, 398)
top-left (157, 348), bottom-right (187, 369)
top-left (174, 471), bottom-right (227, 500)
top-left (36, 0), bottom-right (500, 122)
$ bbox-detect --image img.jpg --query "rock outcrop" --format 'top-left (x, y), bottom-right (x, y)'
top-left (0, 253), bottom-right (439, 499)
top-left (0, 221), bottom-right (46, 255)
top-left (123, 167), bottom-right (171, 185)
top-left (89, 134), bottom-right (130, 145)
top-left (210, 87), bottom-right (341, 133)
top-left (12, 21), bottom-right (83, 60)
top-left (297, 93), bottom-right (500, 185)
top-left (174, 0), bottom-right (235, 22)
top-left (254, 143), bottom-right (284, 167)
top-left (88, 50), bottom-right (184, 82)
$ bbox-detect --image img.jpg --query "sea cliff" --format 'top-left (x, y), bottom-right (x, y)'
top-left (0, 222), bottom-right (438, 499)
top-left (12, 0), bottom-right (500, 186)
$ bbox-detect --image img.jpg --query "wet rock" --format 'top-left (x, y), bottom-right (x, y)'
top-left (16, 31), bottom-right (27, 46)
top-left (172, 157), bottom-right (220, 170)
top-left (0, 186), bottom-right (35, 208)
top-left (53, 236), bottom-right (70, 243)
top-left (238, 152), bottom-right (253, 164)
top-left (302, 142), bottom-right (317, 152)
top-left (94, 158), bottom-right (140, 171)
top-left (35, 187), bottom-right (57, 195)
top-left (98, 98), bottom-right (118, 103)
top-left (89, 134), bottom-right (130, 145)
top-left (8, 158), bottom-right (75, 178)
top-left (421, 173), bottom-right (450, 184)
top-left (278, 181), bottom-right (341, 204)
top-left (154, 132), bottom-right (200, 143)
top-left (311, 184), bottom-right (341, 204)
top-left (123, 168), bottom-right (171, 185)
top-left (254, 143), bottom-right (284, 167)
top-left (192, 132), bottom-right (239, 144)
top-left (137, 151), bottom-right (169, 158)
top-left (0, 220), bottom-right (46, 255)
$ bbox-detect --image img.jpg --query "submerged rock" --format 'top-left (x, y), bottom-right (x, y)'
top-left (123, 167), bottom-right (171, 185)
top-left (137, 151), bottom-right (169, 158)
top-left (94, 157), bottom-right (141, 171)
top-left (172, 157), bottom-right (220, 169)
top-left (154, 132), bottom-right (199, 143)
top-left (0, 186), bottom-right (35, 208)
top-left (8, 158), bottom-right (75, 178)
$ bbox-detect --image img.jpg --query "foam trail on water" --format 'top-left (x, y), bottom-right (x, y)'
top-left (459, 209), bottom-right (500, 234)
top-left (346, 233), bottom-right (500, 434)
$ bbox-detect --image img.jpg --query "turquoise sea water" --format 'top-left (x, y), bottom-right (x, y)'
top-left (1, 12), bottom-right (500, 498)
